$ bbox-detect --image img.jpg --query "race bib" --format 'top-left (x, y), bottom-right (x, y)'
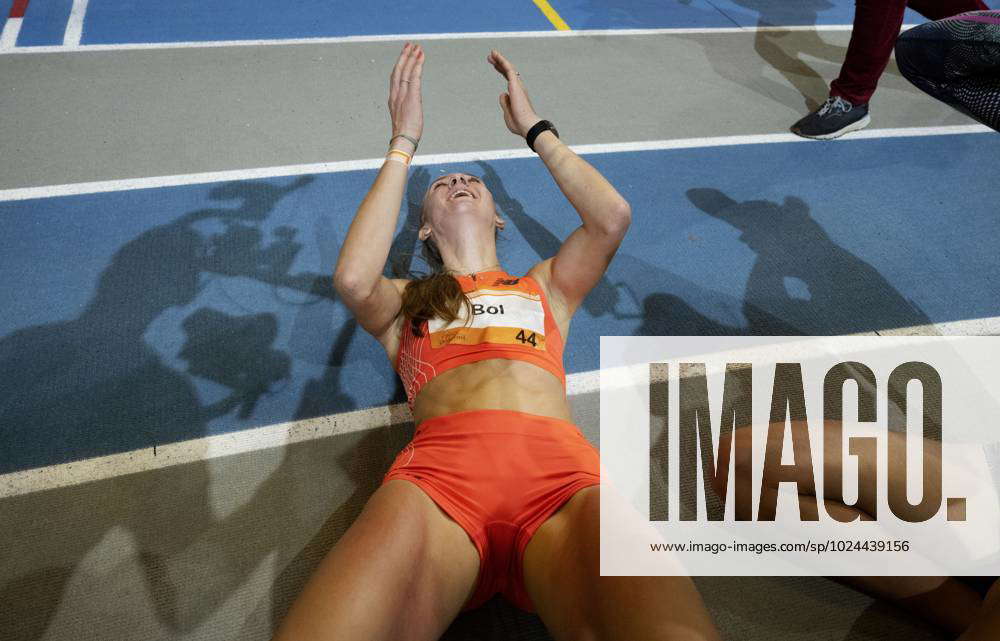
top-left (427, 289), bottom-right (546, 350)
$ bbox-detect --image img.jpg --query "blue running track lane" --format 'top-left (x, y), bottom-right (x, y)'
top-left (543, 0), bottom-right (925, 30)
top-left (9, 0), bottom-right (946, 47)
top-left (12, 0), bottom-right (71, 46)
top-left (81, 0), bottom-right (554, 44)
top-left (2, 133), bottom-right (999, 474)
top-left (0, 0), bottom-right (13, 29)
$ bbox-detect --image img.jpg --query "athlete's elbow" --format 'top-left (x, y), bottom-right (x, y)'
top-left (600, 201), bottom-right (631, 239)
top-left (333, 268), bottom-right (376, 302)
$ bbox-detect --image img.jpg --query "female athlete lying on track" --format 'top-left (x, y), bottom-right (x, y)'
top-left (272, 43), bottom-right (722, 641)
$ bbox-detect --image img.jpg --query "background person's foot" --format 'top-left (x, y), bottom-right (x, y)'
top-left (791, 97), bottom-right (871, 140)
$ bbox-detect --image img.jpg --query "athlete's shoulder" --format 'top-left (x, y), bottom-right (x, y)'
top-left (524, 257), bottom-right (552, 278)
top-left (524, 259), bottom-right (555, 294)
top-left (524, 258), bottom-right (573, 330)
top-left (389, 278), bottom-right (411, 294)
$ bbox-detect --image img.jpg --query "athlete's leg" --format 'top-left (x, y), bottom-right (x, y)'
top-left (271, 480), bottom-right (480, 641)
top-left (716, 423), bottom-right (982, 637)
top-left (522, 486), bottom-right (721, 641)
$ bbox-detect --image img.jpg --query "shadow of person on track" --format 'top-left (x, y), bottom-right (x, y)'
top-left (0, 176), bottom-right (325, 639)
top-left (637, 291), bottom-right (804, 336)
top-left (674, 0), bottom-right (854, 112)
top-left (0, 175), bottom-right (316, 473)
top-left (685, 187), bottom-right (933, 334)
top-left (732, 0), bottom-right (849, 110)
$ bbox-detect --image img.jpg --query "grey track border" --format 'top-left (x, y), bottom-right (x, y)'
top-left (0, 28), bottom-right (975, 190)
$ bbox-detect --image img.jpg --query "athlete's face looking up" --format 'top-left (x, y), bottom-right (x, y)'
top-left (419, 173), bottom-right (503, 243)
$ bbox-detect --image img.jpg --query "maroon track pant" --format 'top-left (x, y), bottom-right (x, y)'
top-left (830, 0), bottom-right (990, 105)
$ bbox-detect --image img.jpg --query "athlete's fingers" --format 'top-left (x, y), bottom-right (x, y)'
top-left (487, 49), bottom-right (507, 79)
top-left (389, 43), bottom-right (411, 105)
top-left (489, 49), bottom-right (518, 83)
top-left (401, 44), bottom-right (421, 96)
top-left (499, 92), bottom-right (516, 134)
top-left (390, 44), bottom-right (403, 97)
top-left (402, 47), bottom-right (424, 121)
top-left (504, 93), bottom-right (517, 123)
top-left (409, 46), bottom-right (425, 93)
top-left (389, 45), bottom-right (409, 110)
top-left (498, 92), bottom-right (510, 125)
top-left (400, 44), bottom-right (415, 90)
top-left (487, 51), bottom-right (506, 79)
top-left (389, 45), bottom-right (424, 139)
top-left (489, 49), bottom-right (529, 109)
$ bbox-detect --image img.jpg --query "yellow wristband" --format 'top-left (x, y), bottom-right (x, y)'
top-left (386, 149), bottom-right (412, 165)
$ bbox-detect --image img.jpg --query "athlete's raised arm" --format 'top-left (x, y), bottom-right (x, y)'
top-left (486, 49), bottom-right (631, 317)
top-left (333, 43), bottom-right (424, 342)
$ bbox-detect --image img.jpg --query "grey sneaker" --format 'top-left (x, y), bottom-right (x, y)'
top-left (791, 97), bottom-right (871, 140)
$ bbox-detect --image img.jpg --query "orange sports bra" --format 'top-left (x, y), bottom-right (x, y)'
top-left (394, 269), bottom-right (567, 408)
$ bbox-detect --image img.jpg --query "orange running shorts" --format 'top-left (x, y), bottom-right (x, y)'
top-left (382, 408), bottom-right (600, 612)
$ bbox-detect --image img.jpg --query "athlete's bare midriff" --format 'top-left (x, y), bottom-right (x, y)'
top-left (411, 358), bottom-right (572, 425)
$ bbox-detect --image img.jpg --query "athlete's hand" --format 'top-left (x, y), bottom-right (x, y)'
top-left (388, 42), bottom-right (424, 142)
top-left (487, 49), bottom-right (541, 139)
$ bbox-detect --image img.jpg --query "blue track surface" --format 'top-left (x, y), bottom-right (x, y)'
top-left (6, 0), bottom-right (945, 47)
top-left (2, 133), bottom-right (998, 474)
top-left (0, 0), bottom-right (12, 28)
top-left (13, 0), bottom-right (72, 47)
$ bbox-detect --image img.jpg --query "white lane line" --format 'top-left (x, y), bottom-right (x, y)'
top-left (0, 125), bottom-right (990, 203)
top-left (63, 0), bottom-right (90, 47)
top-left (0, 17), bottom-right (22, 50)
top-left (0, 24), bottom-right (919, 55)
top-left (0, 402), bottom-right (405, 499)
top-left (0, 369), bottom-right (599, 498)
top-left (3, 315), bottom-right (999, 498)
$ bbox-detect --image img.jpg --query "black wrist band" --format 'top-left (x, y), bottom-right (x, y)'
top-left (526, 120), bottom-right (558, 152)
